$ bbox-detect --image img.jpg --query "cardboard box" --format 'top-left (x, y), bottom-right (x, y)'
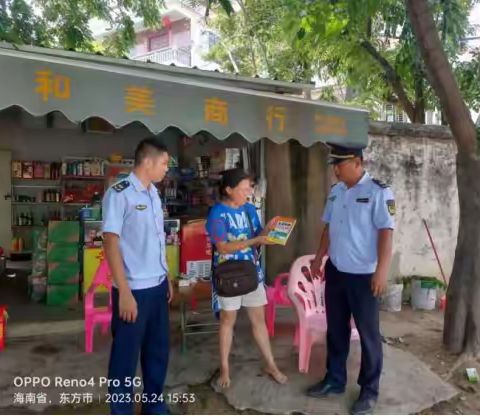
top-left (47, 284), bottom-right (79, 306)
top-left (47, 242), bottom-right (79, 263)
top-left (83, 247), bottom-right (109, 294)
top-left (48, 221), bottom-right (80, 243)
top-left (180, 220), bottom-right (212, 279)
top-left (48, 262), bottom-right (80, 285)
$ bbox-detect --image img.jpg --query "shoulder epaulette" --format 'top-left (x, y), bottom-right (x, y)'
top-left (112, 180), bottom-right (130, 193)
top-left (372, 178), bottom-right (389, 189)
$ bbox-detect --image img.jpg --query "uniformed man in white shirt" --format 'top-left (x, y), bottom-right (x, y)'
top-left (103, 138), bottom-right (173, 415)
top-left (307, 143), bottom-right (394, 415)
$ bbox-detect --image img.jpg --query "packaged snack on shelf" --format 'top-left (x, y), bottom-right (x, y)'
top-left (22, 161), bottom-right (33, 179)
top-left (11, 161), bottom-right (22, 178)
top-left (34, 162), bottom-right (45, 179)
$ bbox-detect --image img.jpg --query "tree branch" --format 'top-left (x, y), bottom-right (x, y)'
top-left (361, 40), bottom-right (417, 122)
top-left (235, 0), bottom-right (271, 75)
top-left (406, 0), bottom-right (477, 154)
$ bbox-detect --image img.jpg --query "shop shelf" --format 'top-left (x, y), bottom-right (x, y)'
top-left (12, 225), bottom-right (46, 229)
top-left (61, 176), bottom-right (105, 181)
top-left (11, 202), bottom-right (61, 205)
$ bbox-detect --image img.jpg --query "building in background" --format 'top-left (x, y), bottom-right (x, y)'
top-left (128, 0), bottom-right (220, 70)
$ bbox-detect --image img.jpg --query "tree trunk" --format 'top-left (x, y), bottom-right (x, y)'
top-left (443, 154), bottom-right (480, 354)
top-left (406, 0), bottom-right (477, 154)
top-left (406, 0), bottom-right (480, 354)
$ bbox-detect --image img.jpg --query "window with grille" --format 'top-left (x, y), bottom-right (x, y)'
top-left (149, 33), bottom-right (168, 51)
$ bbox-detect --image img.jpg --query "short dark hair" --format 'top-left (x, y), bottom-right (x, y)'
top-left (219, 168), bottom-right (252, 199)
top-left (134, 137), bottom-right (168, 167)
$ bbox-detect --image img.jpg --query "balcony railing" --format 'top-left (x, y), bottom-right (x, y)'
top-left (133, 47), bottom-right (191, 67)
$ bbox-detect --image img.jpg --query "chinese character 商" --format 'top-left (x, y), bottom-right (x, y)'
top-left (204, 98), bottom-right (228, 125)
top-left (266, 106), bottom-right (286, 132)
top-left (35, 71), bottom-right (71, 102)
top-left (124, 86), bottom-right (155, 116)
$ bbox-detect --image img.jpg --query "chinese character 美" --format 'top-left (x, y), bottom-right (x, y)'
top-left (71, 393), bottom-right (81, 404)
top-left (37, 393), bottom-right (48, 405)
top-left (315, 114), bottom-right (347, 136)
top-left (204, 97), bottom-right (228, 125)
top-left (59, 393), bottom-right (70, 405)
top-left (266, 106), bottom-right (286, 132)
top-left (82, 393), bottom-right (93, 404)
top-left (124, 86), bottom-right (155, 116)
top-left (35, 71), bottom-right (71, 102)
top-left (13, 392), bottom-right (25, 404)
top-left (25, 393), bottom-right (36, 404)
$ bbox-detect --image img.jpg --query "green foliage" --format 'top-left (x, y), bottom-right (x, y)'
top-left (0, 0), bottom-right (165, 57)
top-left (211, 0), bottom-right (480, 118)
top-left (203, 0), bottom-right (316, 81)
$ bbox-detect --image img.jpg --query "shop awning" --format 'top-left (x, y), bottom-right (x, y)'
top-left (0, 43), bottom-right (370, 147)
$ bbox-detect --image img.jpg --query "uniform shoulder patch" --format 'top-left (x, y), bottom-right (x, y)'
top-left (112, 180), bottom-right (130, 193)
top-left (372, 178), bottom-right (389, 189)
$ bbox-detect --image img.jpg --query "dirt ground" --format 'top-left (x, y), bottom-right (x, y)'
top-left (5, 307), bottom-right (478, 415)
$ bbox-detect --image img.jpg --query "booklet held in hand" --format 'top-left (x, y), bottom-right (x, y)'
top-left (267, 217), bottom-right (296, 245)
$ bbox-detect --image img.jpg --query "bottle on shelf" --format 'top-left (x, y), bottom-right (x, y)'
top-left (78, 161), bottom-right (83, 177)
top-left (84, 160), bottom-right (91, 176)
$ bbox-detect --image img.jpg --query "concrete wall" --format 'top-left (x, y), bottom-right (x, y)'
top-left (366, 122), bottom-right (458, 281)
top-left (265, 122), bottom-right (459, 283)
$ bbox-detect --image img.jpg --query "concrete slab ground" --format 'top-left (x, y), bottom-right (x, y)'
top-left (0, 308), bottom-right (456, 415)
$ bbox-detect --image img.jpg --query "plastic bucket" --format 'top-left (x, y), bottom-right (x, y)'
top-left (411, 280), bottom-right (437, 310)
top-left (382, 284), bottom-right (404, 312)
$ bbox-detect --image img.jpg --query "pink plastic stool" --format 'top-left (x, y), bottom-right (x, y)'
top-left (265, 273), bottom-right (292, 337)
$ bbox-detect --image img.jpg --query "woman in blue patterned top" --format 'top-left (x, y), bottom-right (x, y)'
top-left (206, 168), bottom-right (288, 389)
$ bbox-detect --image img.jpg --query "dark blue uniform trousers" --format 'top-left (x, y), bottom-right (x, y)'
top-left (324, 259), bottom-right (382, 399)
top-left (108, 280), bottom-right (169, 415)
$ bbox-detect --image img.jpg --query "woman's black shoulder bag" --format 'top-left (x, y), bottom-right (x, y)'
top-left (212, 210), bottom-right (259, 298)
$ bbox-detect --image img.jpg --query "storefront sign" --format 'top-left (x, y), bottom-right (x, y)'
top-left (0, 45), bottom-right (369, 148)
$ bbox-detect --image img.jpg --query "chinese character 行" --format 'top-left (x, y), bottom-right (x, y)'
top-left (25, 393), bottom-right (36, 404)
top-left (13, 393), bottom-right (25, 404)
top-left (82, 393), bottom-right (93, 404)
top-left (124, 86), bottom-right (155, 116)
top-left (204, 98), bottom-right (228, 125)
top-left (37, 393), bottom-right (48, 404)
top-left (315, 114), bottom-right (347, 136)
top-left (59, 393), bottom-right (70, 405)
top-left (266, 106), bottom-right (286, 132)
top-left (35, 71), bottom-right (71, 102)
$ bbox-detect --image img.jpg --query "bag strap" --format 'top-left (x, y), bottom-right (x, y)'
top-left (244, 208), bottom-right (259, 262)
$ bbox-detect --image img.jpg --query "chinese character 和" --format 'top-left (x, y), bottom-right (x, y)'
top-left (35, 71), bottom-right (71, 102)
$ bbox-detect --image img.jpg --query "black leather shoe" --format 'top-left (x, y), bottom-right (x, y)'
top-left (306, 380), bottom-right (346, 398)
top-left (350, 396), bottom-right (377, 415)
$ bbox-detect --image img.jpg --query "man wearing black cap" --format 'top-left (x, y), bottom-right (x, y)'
top-left (307, 143), bottom-right (395, 415)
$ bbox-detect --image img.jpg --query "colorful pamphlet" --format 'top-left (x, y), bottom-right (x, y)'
top-left (267, 217), bottom-right (297, 245)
